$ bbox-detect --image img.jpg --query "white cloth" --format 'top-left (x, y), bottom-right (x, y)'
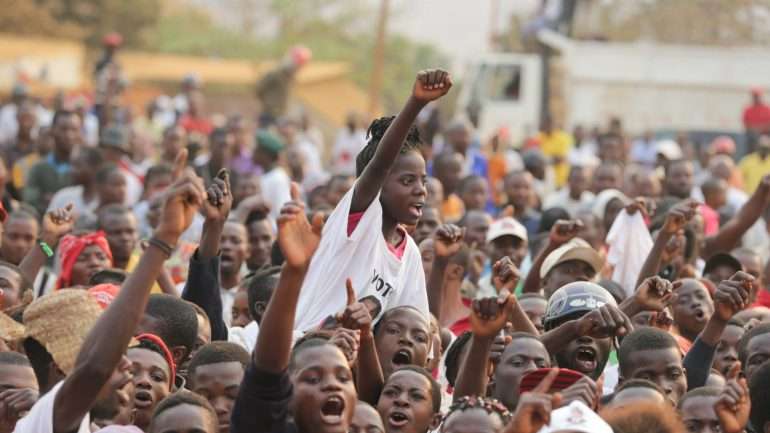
top-left (536, 401), bottom-right (612, 433)
top-left (47, 186), bottom-right (99, 220)
top-left (260, 167), bottom-right (292, 221)
top-left (543, 188), bottom-right (595, 217)
top-left (606, 211), bottom-right (653, 297)
top-left (293, 182), bottom-right (429, 331)
top-left (332, 128), bottom-right (367, 175)
top-left (228, 320), bottom-right (260, 352)
top-left (13, 381), bottom-right (91, 433)
top-left (221, 286), bottom-right (238, 327)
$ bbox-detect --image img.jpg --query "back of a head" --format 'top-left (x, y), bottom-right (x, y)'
top-left (188, 341), bottom-right (250, 380)
top-left (618, 327), bottom-right (679, 376)
top-left (749, 360), bottom-right (770, 433)
top-left (150, 390), bottom-right (217, 433)
top-left (356, 116), bottom-right (421, 177)
top-left (601, 401), bottom-right (685, 433)
top-left (245, 266), bottom-right (281, 320)
top-left (97, 203), bottom-right (132, 228)
top-left (144, 294), bottom-right (198, 359)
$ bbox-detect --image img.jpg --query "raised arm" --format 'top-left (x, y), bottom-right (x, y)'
top-left (351, 70), bottom-right (452, 213)
top-left (703, 175), bottom-right (770, 255)
top-left (54, 151), bottom-right (203, 433)
top-left (454, 293), bottom-right (515, 400)
top-left (337, 279), bottom-right (383, 405)
top-left (635, 200), bottom-right (697, 288)
top-left (19, 204), bottom-right (74, 287)
top-left (492, 258), bottom-right (538, 335)
top-left (253, 183), bottom-right (323, 372)
top-left (427, 224), bottom-right (464, 322)
top-left (182, 169), bottom-right (231, 341)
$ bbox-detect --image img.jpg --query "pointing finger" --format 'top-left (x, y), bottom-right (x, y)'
top-left (345, 278), bottom-right (356, 306)
top-left (172, 148), bottom-right (188, 179)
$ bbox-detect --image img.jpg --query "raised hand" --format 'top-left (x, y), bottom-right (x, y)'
top-left (549, 220), bottom-right (583, 246)
top-left (40, 203), bottom-right (75, 245)
top-left (277, 183), bottom-right (324, 270)
top-left (504, 368), bottom-right (562, 433)
top-left (433, 224), bottom-right (464, 259)
top-left (713, 272), bottom-right (753, 322)
top-left (625, 197), bottom-right (655, 220)
top-left (155, 149), bottom-right (206, 246)
top-left (559, 376), bottom-right (600, 409)
top-left (329, 327), bottom-right (360, 368)
top-left (470, 294), bottom-right (516, 339)
top-left (492, 257), bottom-right (521, 293)
top-left (714, 363), bottom-right (751, 433)
top-left (201, 169), bottom-right (232, 222)
top-left (575, 304), bottom-right (633, 339)
top-left (412, 69), bottom-right (453, 103)
top-left (337, 279), bottom-right (373, 336)
top-left (0, 387), bottom-right (38, 431)
top-left (634, 276), bottom-right (678, 312)
top-left (662, 199), bottom-right (699, 234)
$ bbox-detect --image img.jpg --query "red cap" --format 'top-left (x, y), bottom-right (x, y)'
top-left (102, 32), bottom-right (123, 48)
top-left (290, 45), bottom-right (312, 67)
top-left (519, 368), bottom-right (584, 394)
top-left (88, 284), bottom-right (120, 309)
top-left (711, 136), bottom-right (736, 155)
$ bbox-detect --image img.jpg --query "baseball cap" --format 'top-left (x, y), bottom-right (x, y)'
top-left (540, 238), bottom-right (604, 279)
top-left (518, 368), bottom-right (584, 394)
top-left (256, 130), bottom-right (285, 156)
top-left (710, 136), bottom-right (736, 155)
top-left (536, 401), bottom-right (613, 433)
top-left (655, 139), bottom-right (683, 160)
top-left (99, 125), bottom-right (130, 154)
top-left (703, 252), bottom-right (743, 277)
top-left (486, 217), bottom-right (528, 243)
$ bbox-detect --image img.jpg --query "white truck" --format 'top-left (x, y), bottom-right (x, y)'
top-left (457, 30), bottom-right (770, 147)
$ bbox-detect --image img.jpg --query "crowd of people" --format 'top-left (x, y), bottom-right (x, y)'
top-left (2, 41), bottom-right (770, 433)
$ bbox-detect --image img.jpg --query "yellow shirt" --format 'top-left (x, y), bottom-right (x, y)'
top-left (739, 152), bottom-right (770, 193)
top-left (538, 131), bottom-right (573, 187)
top-left (125, 252), bottom-right (163, 294)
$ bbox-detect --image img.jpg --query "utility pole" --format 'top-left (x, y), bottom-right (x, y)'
top-left (368, 0), bottom-right (389, 117)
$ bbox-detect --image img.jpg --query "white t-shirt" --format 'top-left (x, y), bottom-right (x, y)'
top-left (260, 167), bottom-right (292, 221)
top-left (293, 183), bottom-right (429, 331)
top-left (13, 381), bottom-right (91, 433)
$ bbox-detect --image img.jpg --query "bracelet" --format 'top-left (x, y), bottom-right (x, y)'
top-left (38, 240), bottom-right (54, 258)
top-left (148, 237), bottom-right (174, 258)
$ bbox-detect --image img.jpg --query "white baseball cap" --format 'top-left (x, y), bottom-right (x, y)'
top-left (536, 401), bottom-right (613, 433)
top-left (486, 217), bottom-right (528, 244)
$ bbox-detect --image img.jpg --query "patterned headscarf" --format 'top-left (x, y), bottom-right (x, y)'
top-left (56, 231), bottom-right (113, 289)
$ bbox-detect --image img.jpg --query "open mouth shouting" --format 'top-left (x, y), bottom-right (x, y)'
top-left (392, 349), bottom-right (413, 367)
top-left (320, 395), bottom-right (346, 425)
top-left (133, 389), bottom-right (154, 410)
top-left (387, 409), bottom-right (410, 429)
top-left (408, 203), bottom-right (424, 219)
top-left (574, 346), bottom-right (597, 373)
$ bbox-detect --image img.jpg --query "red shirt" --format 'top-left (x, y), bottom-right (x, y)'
top-left (179, 115), bottom-right (213, 136)
top-left (743, 104), bottom-right (770, 131)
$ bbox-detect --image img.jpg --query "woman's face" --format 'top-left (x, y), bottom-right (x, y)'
top-left (128, 347), bottom-right (172, 429)
top-left (70, 244), bottom-right (112, 286)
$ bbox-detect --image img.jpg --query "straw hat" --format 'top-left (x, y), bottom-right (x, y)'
top-left (0, 311), bottom-right (24, 342)
top-left (23, 289), bottom-right (102, 375)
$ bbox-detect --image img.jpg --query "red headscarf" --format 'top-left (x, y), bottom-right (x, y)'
top-left (56, 231), bottom-right (113, 289)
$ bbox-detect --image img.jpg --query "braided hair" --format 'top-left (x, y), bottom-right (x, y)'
top-left (355, 116), bottom-right (422, 177)
top-left (444, 396), bottom-right (512, 426)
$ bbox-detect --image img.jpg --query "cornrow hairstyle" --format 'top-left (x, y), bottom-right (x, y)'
top-left (444, 396), bottom-right (512, 426)
top-left (355, 116), bottom-right (422, 177)
top-left (444, 332), bottom-right (473, 388)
